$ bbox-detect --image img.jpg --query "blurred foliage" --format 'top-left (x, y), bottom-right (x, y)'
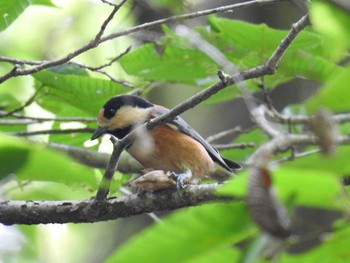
top-left (0, 0), bottom-right (350, 262)
top-left (106, 202), bottom-right (253, 263)
top-left (0, 0), bottom-right (54, 31)
top-left (0, 135), bottom-right (97, 188)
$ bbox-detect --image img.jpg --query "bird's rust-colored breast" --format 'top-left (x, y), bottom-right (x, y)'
top-left (127, 125), bottom-right (214, 178)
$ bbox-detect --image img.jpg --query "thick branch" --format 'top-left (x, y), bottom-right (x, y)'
top-left (0, 183), bottom-right (234, 225)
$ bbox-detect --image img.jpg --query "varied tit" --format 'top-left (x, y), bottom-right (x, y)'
top-left (91, 95), bottom-right (241, 189)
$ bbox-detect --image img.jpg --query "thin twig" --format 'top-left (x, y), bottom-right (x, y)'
top-left (101, 0), bottom-right (286, 43)
top-left (0, 119), bottom-right (37, 125)
top-left (0, 112), bottom-right (96, 122)
top-left (206, 126), bottom-right (256, 143)
top-left (91, 46), bottom-right (132, 70)
top-left (101, 0), bottom-right (119, 7)
top-left (247, 134), bottom-right (350, 166)
top-left (0, 56), bottom-right (41, 65)
top-left (266, 15), bottom-right (310, 72)
top-left (70, 61), bottom-right (135, 88)
top-left (266, 109), bottom-right (350, 125)
top-left (273, 148), bottom-right (321, 164)
top-left (214, 142), bottom-right (256, 150)
top-left (67, 46), bottom-right (135, 88)
top-left (11, 128), bottom-right (94, 136)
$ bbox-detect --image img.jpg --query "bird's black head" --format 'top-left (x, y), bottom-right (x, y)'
top-left (91, 95), bottom-right (154, 140)
top-left (102, 95), bottom-right (154, 119)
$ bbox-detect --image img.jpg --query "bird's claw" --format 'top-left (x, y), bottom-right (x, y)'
top-left (170, 172), bottom-right (190, 190)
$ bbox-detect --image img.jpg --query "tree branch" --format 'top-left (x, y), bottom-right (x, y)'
top-left (0, 183), bottom-right (234, 225)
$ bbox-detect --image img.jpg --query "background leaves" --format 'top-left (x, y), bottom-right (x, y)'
top-left (0, 0), bottom-right (54, 31)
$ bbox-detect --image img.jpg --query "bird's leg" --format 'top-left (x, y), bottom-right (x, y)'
top-left (170, 170), bottom-right (192, 190)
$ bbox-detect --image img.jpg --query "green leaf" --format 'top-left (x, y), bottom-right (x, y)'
top-left (186, 247), bottom-right (241, 263)
top-left (0, 135), bottom-right (97, 190)
top-left (273, 167), bottom-right (341, 210)
top-left (0, 0), bottom-right (54, 31)
top-left (310, 1), bottom-right (350, 60)
top-left (307, 66), bottom-right (350, 113)
top-left (149, 0), bottom-right (186, 13)
top-left (120, 43), bottom-right (217, 85)
top-left (217, 170), bottom-right (248, 198)
top-left (33, 70), bottom-right (128, 116)
top-left (50, 64), bottom-right (89, 76)
top-left (106, 202), bottom-right (255, 263)
top-left (0, 92), bottom-right (19, 109)
top-left (10, 181), bottom-right (92, 200)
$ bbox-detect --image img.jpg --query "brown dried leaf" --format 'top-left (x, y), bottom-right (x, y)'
top-left (247, 165), bottom-right (291, 238)
top-left (128, 170), bottom-right (176, 192)
top-left (309, 107), bottom-right (338, 156)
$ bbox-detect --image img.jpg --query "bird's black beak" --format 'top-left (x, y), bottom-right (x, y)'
top-left (91, 126), bottom-right (107, 140)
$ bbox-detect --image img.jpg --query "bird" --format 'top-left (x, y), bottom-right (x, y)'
top-left (91, 95), bottom-right (241, 189)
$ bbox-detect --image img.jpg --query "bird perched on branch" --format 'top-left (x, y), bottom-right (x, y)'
top-left (91, 95), bottom-right (241, 189)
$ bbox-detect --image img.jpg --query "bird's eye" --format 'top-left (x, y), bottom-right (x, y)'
top-left (104, 108), bottom-right (116, 119)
